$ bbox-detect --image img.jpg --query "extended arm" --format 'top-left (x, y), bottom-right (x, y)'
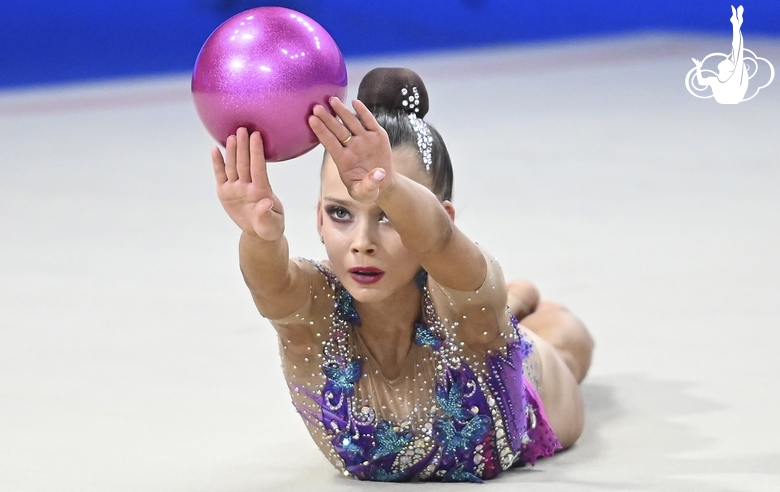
top-left (212, 128), bottom-right (311, 320)
top-left (309, 98), bottom-right (486, 291)
top-left (692, 58), bottom-right (711, 87)
top-left (373, 169), bottom-right (486, 291)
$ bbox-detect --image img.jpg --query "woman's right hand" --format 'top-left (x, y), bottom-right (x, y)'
top-left (212, 127), bottom-right (284, 242)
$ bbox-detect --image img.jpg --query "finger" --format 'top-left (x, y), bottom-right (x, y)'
top-left (351, 169), bottom-right (385, 201)
top-left (352, 99), bottom-right (382, 132)
top-left (224, 134), bottom-right (238, 181)
top-left (309, 114), bottom-right (345, 157)
top-left (329, 97), bottom-right (366, 137)
top-left (260, 196), bottom-right (285, 217)
top-left (256, 197), bottom-right (274, 216)
top-left (311, 101), bottom-right (353, 143)
top-left (248, 131), bottom-right (271, 189)
top-left (363, 168), bottom-right (387, 192)
top-left (236, 127), bottom-right (251, 182)
top-left (211, 147), bottom-right (228, 184)
top-left (372, 168), bottom-right (386, 183)
top-left (254, 197), bottom-right (286, 241)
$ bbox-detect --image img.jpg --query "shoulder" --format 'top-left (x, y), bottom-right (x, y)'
top-left (426, 245), bottom-right (507, 312)
top-left (266, 258), bottom-right (334, 322)
top-left (268, 258), bottom-right (336, 357)
top-left (426, 246), bottom-right (512, 351)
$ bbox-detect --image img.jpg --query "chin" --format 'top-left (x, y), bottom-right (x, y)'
top-left (344, 283), bottom-right (390, 304)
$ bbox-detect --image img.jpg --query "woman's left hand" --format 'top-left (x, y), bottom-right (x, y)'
top-left (308, 97), bottom-right (393, 203)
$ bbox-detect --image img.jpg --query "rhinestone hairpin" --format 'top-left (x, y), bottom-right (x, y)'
top-left (401, 86), bottom-right (432, 171)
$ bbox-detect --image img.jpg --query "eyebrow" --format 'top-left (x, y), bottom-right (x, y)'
top-left (322, 197), bottom-right (386, 216)
top-left (322, 197), bottom-right (353, 207)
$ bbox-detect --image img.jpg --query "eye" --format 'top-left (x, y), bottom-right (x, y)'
top-left (378, 212), bottom-right (390, 224)
top-left (325, 205), bottom-right (351, 222)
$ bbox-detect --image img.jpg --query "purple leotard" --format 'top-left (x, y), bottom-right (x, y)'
top-left (288, 265), bottom-right (560, 482)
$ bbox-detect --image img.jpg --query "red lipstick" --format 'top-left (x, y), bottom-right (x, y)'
top-left (348, 266), bottom-right (385, 285)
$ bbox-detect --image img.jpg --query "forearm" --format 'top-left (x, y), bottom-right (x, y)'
top-left (695, 67), bottom-right (707, 86)
top-left (374, 169), bottom-right (485, 291)
top-left (376, 173), bottom-right (452, 255)
top-left (238, 231), bottom-right (294, 299)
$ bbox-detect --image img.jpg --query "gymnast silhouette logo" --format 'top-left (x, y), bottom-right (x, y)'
top-left (685, 5), bottom-right (774, 104)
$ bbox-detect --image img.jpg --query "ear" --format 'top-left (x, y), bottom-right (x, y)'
top-left (316, 199), bottom-right (324, 238)
top-left (442, 200), bottom-right (456, 222)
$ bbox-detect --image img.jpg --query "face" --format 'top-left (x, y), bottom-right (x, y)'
top-left (317, 147), bottom-right (432, 305)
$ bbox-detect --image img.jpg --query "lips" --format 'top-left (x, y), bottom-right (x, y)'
top-left (348, 266), bottom-right (385, 285)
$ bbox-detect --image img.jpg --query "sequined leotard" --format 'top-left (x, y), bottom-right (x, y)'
top-left (271, 250), bottom-right (560, 482)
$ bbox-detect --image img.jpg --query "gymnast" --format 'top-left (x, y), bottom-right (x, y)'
top-left (210, 67), bottom-right (594, 482)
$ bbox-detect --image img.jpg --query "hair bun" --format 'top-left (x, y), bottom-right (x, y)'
top-left (357, 67), bottom-right (429, 118)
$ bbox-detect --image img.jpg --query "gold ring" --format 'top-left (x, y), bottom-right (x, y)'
top-left (340, 134), bottom-right (352, 145)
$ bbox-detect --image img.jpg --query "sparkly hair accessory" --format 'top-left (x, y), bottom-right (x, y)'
top-left (401, 86), bottom-right (433, 172)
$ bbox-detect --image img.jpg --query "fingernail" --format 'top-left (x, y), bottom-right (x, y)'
top-left (373, 169), bottom-right (386, 181)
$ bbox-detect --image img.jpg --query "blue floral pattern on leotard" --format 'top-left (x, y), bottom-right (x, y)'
top-left (297, 264), bottom-right (560, 482)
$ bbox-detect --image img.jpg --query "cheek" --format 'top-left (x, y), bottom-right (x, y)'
top-left (322, 226), bottom-right (349, 255)
top-left (379, 227), bottom-right (403, 247)
top-left (381, 230), bottom-right (417, 263)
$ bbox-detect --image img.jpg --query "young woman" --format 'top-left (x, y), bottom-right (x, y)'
top-left (211, 68), bottom-right (593, 482)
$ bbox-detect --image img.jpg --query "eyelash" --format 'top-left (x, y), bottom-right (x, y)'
top-left (325, 205), bottom-right (351, 222)
top-left (324, 205), bottom-right (389, 224)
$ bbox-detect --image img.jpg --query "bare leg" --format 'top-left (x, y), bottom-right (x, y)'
top-left (506, 279), bottom-right (539, 321)
top-left (730, 6), bottom-right (744, 63)
top-left (506, 280), bottom-right (594, 448)
top-left (507, 282), bottom-right (594, 384)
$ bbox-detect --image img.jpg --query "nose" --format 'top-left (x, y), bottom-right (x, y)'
top-left (350, 218), bottom-right (377, 255)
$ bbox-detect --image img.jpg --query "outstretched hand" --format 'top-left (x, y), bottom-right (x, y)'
top-left (308, 97), bottom-right (393, 204)
top-left (212, 128), bottom-right (285, 242)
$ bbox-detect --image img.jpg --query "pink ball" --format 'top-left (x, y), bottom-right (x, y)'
top-left (192, 7), bottom-right (347, 162)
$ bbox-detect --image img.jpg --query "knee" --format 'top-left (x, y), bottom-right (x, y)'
top-left (532, 301), bottom-right (595, 382)
top-left (506, 279), bottom-right (540, 312)
top-left (535, 301), bottom-right (593, 349)
top-left (535, 300), bottom-right (568, 314)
